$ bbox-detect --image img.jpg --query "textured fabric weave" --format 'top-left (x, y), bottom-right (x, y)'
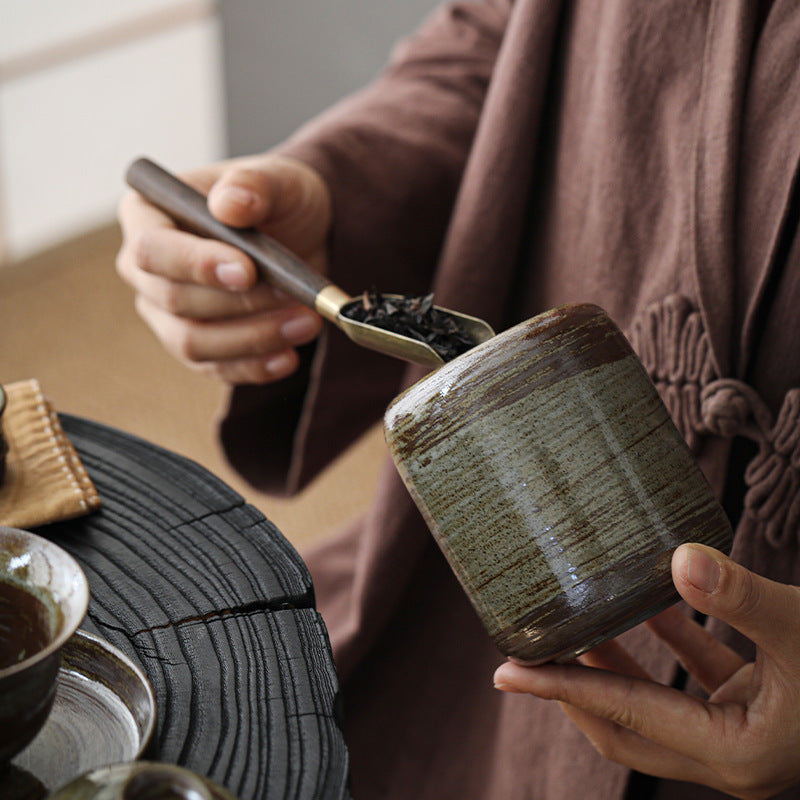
top-left (0, 379), bottom-right (100, 529)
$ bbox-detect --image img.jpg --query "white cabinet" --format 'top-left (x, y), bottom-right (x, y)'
top-left (0, 1), bottom-right (224, 263)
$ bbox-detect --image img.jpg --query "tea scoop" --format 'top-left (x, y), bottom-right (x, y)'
top-left (126, 158), bottom-right (495, 367)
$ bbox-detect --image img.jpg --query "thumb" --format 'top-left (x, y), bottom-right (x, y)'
top-left (207, 162), bottom-right (276, 228)
top-left (672, 543), bottom-right (800, 662)
top-left (206, 156), bottom-right (331, 258)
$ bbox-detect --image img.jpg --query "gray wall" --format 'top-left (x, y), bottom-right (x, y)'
top-left (219, 0), bottom-right (441, 156)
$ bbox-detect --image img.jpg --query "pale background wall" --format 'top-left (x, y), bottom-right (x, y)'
top-left (219, 0), bottom-right (440, 157)
top-left (0, 0), bottom-right (440, 266)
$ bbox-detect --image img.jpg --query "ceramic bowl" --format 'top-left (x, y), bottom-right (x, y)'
top-left (384, 303), bottom-right (733, 664)
top-left (10, 629), bottom-right (157, 794)
top-left (48, 762), bottom-right (239, 800)
top-left (0, 526), bottom-right (90, 764)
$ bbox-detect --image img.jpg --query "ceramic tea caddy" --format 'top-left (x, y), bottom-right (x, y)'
top-left (384, 303), bottom-right (732, 664)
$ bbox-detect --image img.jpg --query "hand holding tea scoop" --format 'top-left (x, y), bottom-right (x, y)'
top-left (124, 158), bottom-right (494, 371)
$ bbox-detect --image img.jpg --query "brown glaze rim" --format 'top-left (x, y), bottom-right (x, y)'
top-left (386, 303), bottom-right (638, 459)
top-left (0, 528), bottom-right (90, 680)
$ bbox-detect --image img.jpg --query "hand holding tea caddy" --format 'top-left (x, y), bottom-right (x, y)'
top-left (495, 544), bottom-right (800, 800)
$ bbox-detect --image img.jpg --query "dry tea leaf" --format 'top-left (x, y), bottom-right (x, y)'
top-left (342, 291), bottom-right (476, 362)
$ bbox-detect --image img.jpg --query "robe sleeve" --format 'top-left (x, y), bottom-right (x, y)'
top-left (218, 0), bottom-right (510, 495)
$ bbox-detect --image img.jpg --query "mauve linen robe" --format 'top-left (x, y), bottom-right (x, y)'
top-left (220, 1), bottom-right (800, 798)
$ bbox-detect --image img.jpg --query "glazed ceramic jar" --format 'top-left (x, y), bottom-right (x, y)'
top-left (384, 303), bottom-right (732, 664)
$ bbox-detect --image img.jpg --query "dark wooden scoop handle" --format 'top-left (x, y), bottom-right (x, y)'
top-left (125, 157), bottom-right (330, 309)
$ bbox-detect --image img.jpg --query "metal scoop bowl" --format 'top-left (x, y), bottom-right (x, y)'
top-left (126, 158), bottom-right (495, 368)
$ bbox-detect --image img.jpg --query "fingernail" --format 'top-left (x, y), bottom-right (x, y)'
top-left (264, 352), bottom-right (295, 377)
top-left (686, 546), bottom-right (721, 594)
top-left (281, 314), bottom-right (319, 345)
top-left (217, 186), bottom-right (259, 210)
top-left (493, 665), bottom-right (523, 693)
top-left (215, 261), bottom-right (249, 289)
top-left (493, 680), bottom-right (520, 693)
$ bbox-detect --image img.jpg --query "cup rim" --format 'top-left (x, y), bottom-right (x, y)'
top-left (0, 527), bottom-right (90, 679)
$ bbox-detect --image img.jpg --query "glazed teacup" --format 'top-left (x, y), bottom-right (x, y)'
top-left (0, 526), bottom-right (89, 763)
top-left (384, 303), bottom-right (732, 664)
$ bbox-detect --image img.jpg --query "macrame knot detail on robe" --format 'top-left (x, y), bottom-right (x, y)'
top-left (740, 390), bottom-right (800, 547)
top-left (626, 294), bottom-right (716, 451)
top-left (626, 294), bottom-right (800, 547)
top-left (699, 380), bottom-right (772, 440)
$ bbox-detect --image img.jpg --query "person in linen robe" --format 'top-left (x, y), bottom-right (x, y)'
top-left (117, 2), bottom-right (800, 798)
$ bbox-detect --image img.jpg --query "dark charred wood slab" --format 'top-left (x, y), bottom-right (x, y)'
top-left (40, 414), bottom-right (349, 800)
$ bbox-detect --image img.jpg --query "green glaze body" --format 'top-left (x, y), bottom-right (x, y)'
top-left (384, 304), bottom-right (732, 664)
